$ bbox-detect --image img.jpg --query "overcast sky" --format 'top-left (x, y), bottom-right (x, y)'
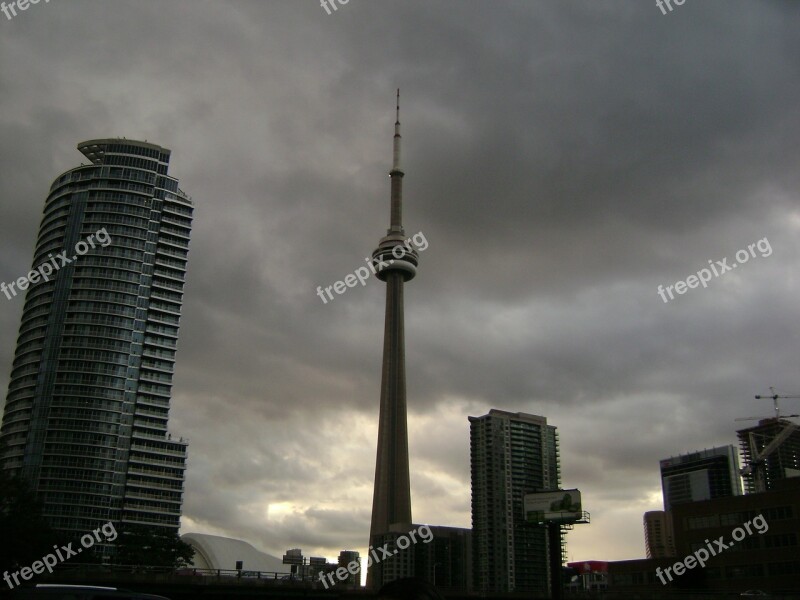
top-left (2, 0), bottom-right (800, 569)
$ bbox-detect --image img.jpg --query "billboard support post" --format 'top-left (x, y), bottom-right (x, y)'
top-left (524, 489), bottom-right (590, 598)
top-left (548, 522), bottom-right (563, 600)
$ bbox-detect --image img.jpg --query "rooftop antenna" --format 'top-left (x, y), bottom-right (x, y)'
top-left (392, 88), bottom-right (401, 173)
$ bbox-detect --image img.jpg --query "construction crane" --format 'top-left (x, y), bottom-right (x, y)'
top-left (736, 387), bottom-right (800, 493)
top-left (735, 387), bottom-right (800, 422)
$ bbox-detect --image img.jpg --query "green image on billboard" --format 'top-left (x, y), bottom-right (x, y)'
top-left (524, 489), bottom-right (582, 523)
top-left (550, 492), bottom-right (580, 513)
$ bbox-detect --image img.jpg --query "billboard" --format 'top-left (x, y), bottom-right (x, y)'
top-left (524, 489), bottom-right (582, 524)
top-left (566, 560), bottom-right (608, 574)
top-left (282, 549), bottom-right (304, 565)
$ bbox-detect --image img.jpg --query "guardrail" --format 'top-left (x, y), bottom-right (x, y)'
top-left (51, 564), bottom-right (304, 586)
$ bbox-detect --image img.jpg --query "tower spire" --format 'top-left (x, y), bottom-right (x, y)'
top-left (392, 88), bottom-right (402, 173)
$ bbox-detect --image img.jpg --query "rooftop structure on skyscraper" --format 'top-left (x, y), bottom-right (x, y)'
top-left (659, 445), bottom-right (742, 511)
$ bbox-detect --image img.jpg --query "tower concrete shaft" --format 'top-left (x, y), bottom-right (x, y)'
top-left (369, 270), bottom-right (412, 535)
top-left (368, 91), bottom-right (418, 588)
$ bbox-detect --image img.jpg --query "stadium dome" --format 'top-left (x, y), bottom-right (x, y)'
top-left (181, 533), bottom-right (286, 573)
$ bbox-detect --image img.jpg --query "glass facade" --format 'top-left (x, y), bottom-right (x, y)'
top-left (0, 139), bottom-right (192, 555)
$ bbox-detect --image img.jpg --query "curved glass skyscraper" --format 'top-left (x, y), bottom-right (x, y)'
top-left (0, 139), bottom-right (192, 551)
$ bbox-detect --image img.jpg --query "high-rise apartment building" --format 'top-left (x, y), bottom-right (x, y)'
top-left (643, 511), bottom-right (675, 558)
top-left (469, 409), bottom-right (561, 594)
top-left (659, 445), bottom-right (742, 511)
top-left (737, 419), bottom-right (800, 494)
top-left (0, 139), bottom-right (192, 553)
top-left (337, 550), bottom-right (361, 587)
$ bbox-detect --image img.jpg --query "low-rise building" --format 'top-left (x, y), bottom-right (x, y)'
top-left (608, 478), bottom-right (800, 593)
top-left (414, 525), bottom-right (472, 593)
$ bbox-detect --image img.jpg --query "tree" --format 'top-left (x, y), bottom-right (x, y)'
top-left (114, 523), bottom-right (195, 568)
top-left (0, 463), bottom-right (56, 573)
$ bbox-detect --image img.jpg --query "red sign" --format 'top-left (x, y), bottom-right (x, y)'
top-left (567, 561), bottom-right (608, 574)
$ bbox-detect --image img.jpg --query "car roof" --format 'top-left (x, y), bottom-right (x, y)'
top-left (19, 585), bottom-right (171, 599)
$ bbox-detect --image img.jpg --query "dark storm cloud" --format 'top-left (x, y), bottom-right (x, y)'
top-left (1, 0), bottom-right (799, 562)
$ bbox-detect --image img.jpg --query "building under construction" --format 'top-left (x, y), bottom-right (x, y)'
top-left (737, 418), bottom-right (800, 494)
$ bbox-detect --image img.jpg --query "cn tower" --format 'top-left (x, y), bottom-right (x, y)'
top-left (367, 90), bottom-right (418, 588)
